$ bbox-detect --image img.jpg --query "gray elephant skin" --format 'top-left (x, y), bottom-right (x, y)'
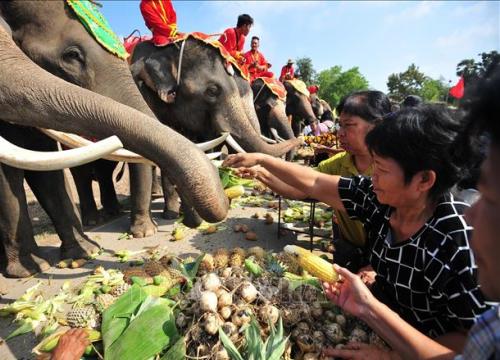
top-left (0, 1), bottom-right (228, 278)
top-left (130, 38), bottom-right (300, 221)
top-left (283, 80), bottom-right (317, 137)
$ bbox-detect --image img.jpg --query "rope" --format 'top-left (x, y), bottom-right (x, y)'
top-left (253, 82), bottom-right (266, 104)
top-left (176, 39), bottom-right (187, 86)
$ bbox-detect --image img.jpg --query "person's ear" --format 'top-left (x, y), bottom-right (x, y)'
top-left (416, 170), bottom-right (436, 192)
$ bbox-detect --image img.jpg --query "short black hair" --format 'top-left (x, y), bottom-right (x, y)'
top-left (251, 36), bottom-right (260, 42)
top-left (337, 90), bottom-right (392, 124)
top-left (237, 14), bottom-right (254, 27)
top-left (462, 64), bottom-right (500, 145)
top-left (366, 104), bottom-right (467, 200)
top-left (402, 95), bottom-right (423, 108)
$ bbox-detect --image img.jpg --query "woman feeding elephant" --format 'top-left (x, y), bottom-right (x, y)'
top-left (223, 104), bottom-right (489, 353)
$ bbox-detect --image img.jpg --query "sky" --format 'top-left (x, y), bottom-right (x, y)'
top-left (100, 1), bottom-right (499, 92)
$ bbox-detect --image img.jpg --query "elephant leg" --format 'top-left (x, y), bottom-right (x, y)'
top-left (129, 163), bottom-right (157, 238)
top-left (151, 166), bottom-right (163, 197)
top-left (161, 174), bottom-right (180, 220)
top-left (0, 164), bottom-right (50, 278)
top-left (70, 164), bottom-right (102, 226)
top-left (25, 169), bottom-right (100, 260)
top-left (179, 193), bottom-right (203, 228)
top-left (96, 160), bottom-right (121, 218)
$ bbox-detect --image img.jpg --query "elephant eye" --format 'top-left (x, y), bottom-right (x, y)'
top-left (62, 46), bottom-right (85, 65)
top-left (206, 84), bottom-right (220, 98)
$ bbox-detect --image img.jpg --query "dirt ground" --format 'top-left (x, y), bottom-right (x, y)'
top-left (0, 165), bottom-right (332, 359)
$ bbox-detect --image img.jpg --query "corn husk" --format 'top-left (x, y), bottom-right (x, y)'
top-left (33, 328), bottom-right (101, 355)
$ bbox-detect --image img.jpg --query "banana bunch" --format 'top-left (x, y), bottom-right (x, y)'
top-left (303, 132), bottom-right (337, 147)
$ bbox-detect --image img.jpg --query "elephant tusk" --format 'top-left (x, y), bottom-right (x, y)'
top-left (225, 134), bottom-right (247, 153)
top-left (39, 128), bottom-right (156, 165)
top-left (260, 134), bottom-right (277, 144)
top-left (196, 133), bottom-right (229, 151)
top-left (270, 128), bottom-right (286, 142)
top-left (205, 151), bottom-right (222, 160)
top-left (0, 134), bottom-right (123, 171)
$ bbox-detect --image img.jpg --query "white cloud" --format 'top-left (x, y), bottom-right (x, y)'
top-left (384, 1), bottom-right (438, 25)
top-left (434, 22), bottom-right (498, 49)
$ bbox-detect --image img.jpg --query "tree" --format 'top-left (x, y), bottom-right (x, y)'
top-left (386, 63), bottom-right (427, 102)
top-left (456, 50), bottom-right (500, 84)
top-left (316, 66), bottom-right (369, 107)
top-left (420, 77), bottom-right (448, 102)
top-left (295, 57), bottom-right (316, 85)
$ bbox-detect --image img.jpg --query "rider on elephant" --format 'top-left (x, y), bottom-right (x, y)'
top-left (279, 59), bottom-right (295, 82)
top-left (244, 36), bottom-right (273, 82)
top-left (140, 0), bottom-right (180, 47)
top-left (218, 14), bottom-right (253, 65)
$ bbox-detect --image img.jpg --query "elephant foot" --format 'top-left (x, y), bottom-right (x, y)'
top-left (6, 253), bottom-right (50, 278)
top-left (61, 236), bottom-right (100, 260)
top-left (82, 209), bottom-right (103, 227)
top-left (162, 208), bottom-right (180, 220)
top-left (130, 215), bottom-right (157, 238)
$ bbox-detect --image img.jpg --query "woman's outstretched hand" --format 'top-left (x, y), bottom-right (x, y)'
top-left (323, 342), bottom-right (397, 359)
top-left (51, 328), bottom-right (90, 360)
top-left (323, 264), bottom-right (376, 319)
top-left (222, 153), bottom-right (264, 169)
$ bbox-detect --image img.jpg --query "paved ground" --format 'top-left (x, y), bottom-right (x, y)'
top-left (0, 176), bottom-right (332, 359)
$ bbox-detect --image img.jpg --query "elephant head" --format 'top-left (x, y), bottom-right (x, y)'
top-left (251, 78), bottom-right (295, 142)
top-left (310, 93), bottom-right (324, 119)
top-left (0, 4), bottom-right (228, 223)
top-left (284, 80), bottom-right (317, 136)
top-left (130, 37), bottom-right (300, 157)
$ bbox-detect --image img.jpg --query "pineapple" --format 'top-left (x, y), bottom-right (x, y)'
top-left (110, 283), bottom-right (130, 297)
top-left (213, 248), bottom-right (229, 269)
top-left (275, 252), bottom-right (301, 275)
top-left (95, 294), bottom-right (116, 312)
top-left (247, 246), bottom-right (266, 262)
top-left (143, 260), bottom-right (167, 277)
top-left (66, 306), bottom-right (99, 328)
top-left (199, 253), bottom-right (215, 273)
top-left (159, 254), bottom-right (175, 268)
top-left (122, 267), bottom-right (152, 284)
top-left (229, 247), bottom-right (246, 267)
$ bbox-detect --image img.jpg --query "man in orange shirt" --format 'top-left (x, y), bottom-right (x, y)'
top-left (244, 36), bottom-right (273, 82)
top-left (218, 14), bottom-right (253, 65)
top-left (140, 0), bottom-right (179, 47)
top-left (279, 59), bottom-right (295, 82)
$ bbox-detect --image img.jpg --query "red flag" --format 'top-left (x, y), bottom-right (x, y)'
top-left (449, 76), bottom-right (465, 99)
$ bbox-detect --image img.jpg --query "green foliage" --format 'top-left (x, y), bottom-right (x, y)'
top-left (295, 57), bottom-right (316, 84)
top-left (387, 63), bottom-right (427, 102)
top-left (316, 65), bottom-right (369, 108)
top-left (456, 50), bottom-right (500, 84)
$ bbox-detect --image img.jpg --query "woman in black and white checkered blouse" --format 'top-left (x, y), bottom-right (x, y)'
top-left (222, 104), bottom-right (490, 356)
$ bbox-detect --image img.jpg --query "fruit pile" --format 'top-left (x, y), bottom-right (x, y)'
top-left (303, 132), bottom-right (338, 147)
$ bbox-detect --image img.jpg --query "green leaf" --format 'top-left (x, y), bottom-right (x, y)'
top-left (218, 327), bottom-right (244, 360)
top-left (160, 336), bottom-right (185, 360)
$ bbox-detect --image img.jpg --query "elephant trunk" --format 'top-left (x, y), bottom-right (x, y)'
top-left (268, 101), bottom-right (295, 140)
top-left (0, 28), bottom-right (228, 222)
top-left (217, 94), bottom-right (299, 157)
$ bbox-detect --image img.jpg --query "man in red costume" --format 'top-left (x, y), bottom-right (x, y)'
top-left (218, 14), bottom-right (253, 65)
top-left (308, 84), bottom-right (320, 95)
top-left (244, 36), bottom-right (274, 82)
top-left (279, 59), bottom-right (295, 82)
top-left (140, 0), bottom-right (179, 47)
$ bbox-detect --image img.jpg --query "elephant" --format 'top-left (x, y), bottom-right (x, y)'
top-left (0, 2), bottom-right (228, 277)
top-left (129, 37), bottom-right (300, 222)
top-left (310, 93), bottom-right (324, 119)
top-left (251, 78), bottom-right (295, 143)
top-left (283, 80), bottom-right (318, 137)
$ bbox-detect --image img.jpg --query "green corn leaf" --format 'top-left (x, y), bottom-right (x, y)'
top-left (6, 319), bottom-right (36, 340)
top-left (245, 258), bottom-right (263, 277)
top-left (218, 327), bottom-right (244, 360)
top-left (160, 336), bottom-right (185, 360)
top-left (106, 301), bottom-right (177, 360)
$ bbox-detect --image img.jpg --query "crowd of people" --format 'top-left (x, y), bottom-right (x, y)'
top-left (38, 1), bottom-right (500, 359)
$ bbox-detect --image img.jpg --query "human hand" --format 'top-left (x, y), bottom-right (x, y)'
top-left (323, 342), bottom-right (396, 359)
top-left (358, 265), bottom-right (377, 287)
top-left (323, 264), bottom-right (376, 319)
top-left (222, 153), bottom-right (264, 169)
top-left (51, 328), bottom-right (90, 360)
top-left (233, 166), bottom-right (260, 179)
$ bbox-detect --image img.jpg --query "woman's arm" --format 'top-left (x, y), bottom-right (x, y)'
top-left (223, 153), bottom-right (346, 210)
top-left (324, 266), bottom-right (457, 360)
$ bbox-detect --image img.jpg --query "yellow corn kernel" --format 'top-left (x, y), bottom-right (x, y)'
top-left (284, 245), bottom-right (338, 283)
top-left (224, 185), bottom-right (245, 199)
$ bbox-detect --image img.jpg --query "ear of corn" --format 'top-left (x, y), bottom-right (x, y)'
top-left (284, 245), bottom-right (338, 283)
top-left (224, 185), bottom-right (245, 199)
top-left (33, 328), bottom-right (101, 354)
